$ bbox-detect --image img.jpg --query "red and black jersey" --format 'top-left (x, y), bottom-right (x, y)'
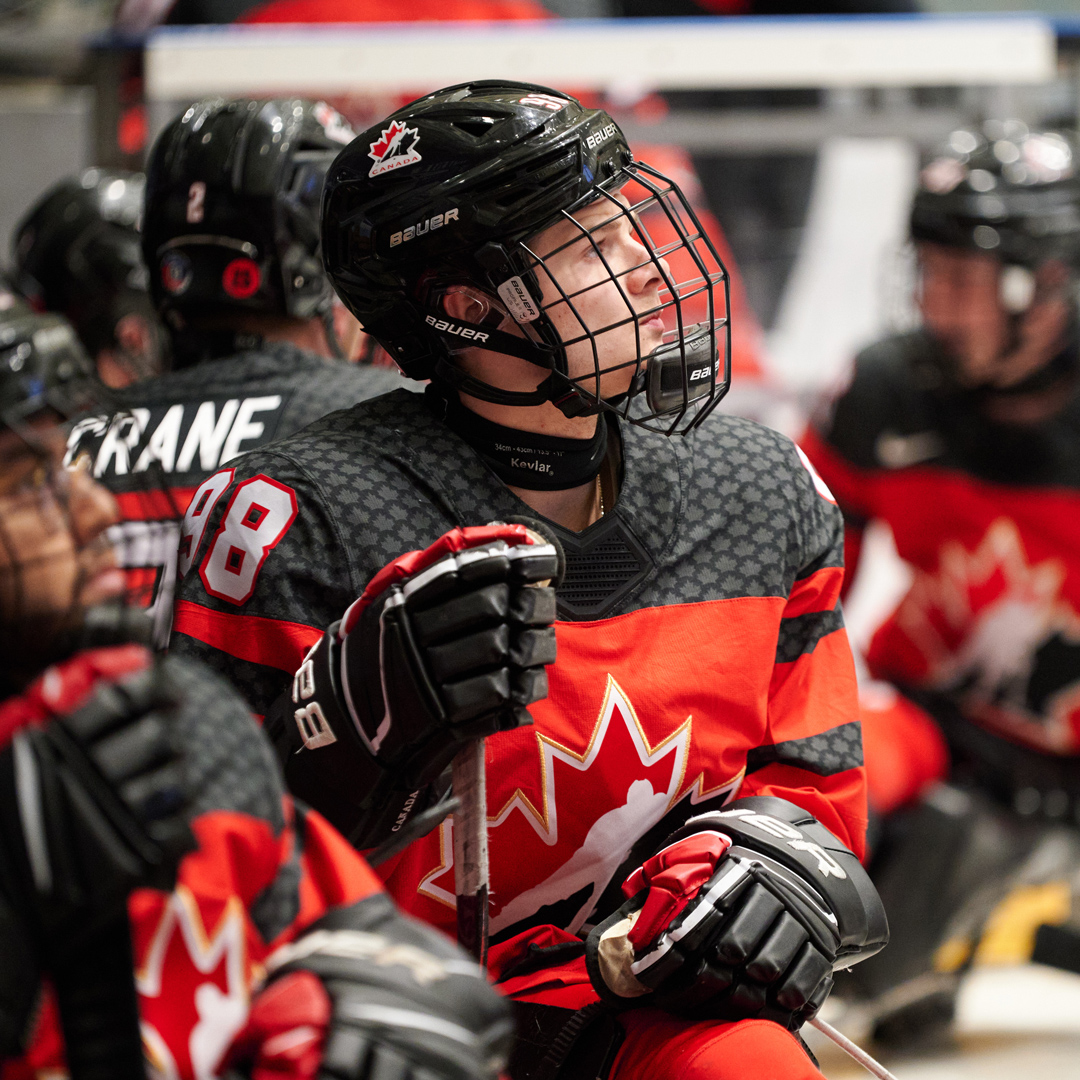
top-left (0, 644), bottom-right (383, 1080)
top-left (169, 387), bottom-right (865, 1005)
top-left (65, 344), bottom-right (404, 646)
top-left (803, 329), bottom-right (1080, 756)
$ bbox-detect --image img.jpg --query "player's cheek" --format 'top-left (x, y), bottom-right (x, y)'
top-left (14, 533), bottom-right (78, 620)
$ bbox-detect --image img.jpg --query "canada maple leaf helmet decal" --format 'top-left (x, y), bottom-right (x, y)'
top-left (367, 120), bottom-right (422, 178)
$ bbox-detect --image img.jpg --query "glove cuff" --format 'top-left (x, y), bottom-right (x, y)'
top-left (585, 899), bottom-right (652, 1008)
top-left (273, 630), bottom-right (438, 850)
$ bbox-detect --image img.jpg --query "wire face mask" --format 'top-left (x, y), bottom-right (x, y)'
top-left (0, 418), bottom-right (119, 688)
top-left (525, 162), bottom-right (730, 435)
top-left (434, 161), bottom-right (731, 437)
top-left (0, 315), bottom-right (159, 687)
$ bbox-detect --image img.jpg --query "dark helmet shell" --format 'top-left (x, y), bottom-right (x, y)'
top-left (912, 122), bottom-right (1080, 266)
top-left (13, 169), bottom-right (151, 357)
top-left (143, 97), bottom-right (355, 326)
top-left (0, 310), bottom-right (98, 429)
top-left (322, 81), bottom-right (633, 381)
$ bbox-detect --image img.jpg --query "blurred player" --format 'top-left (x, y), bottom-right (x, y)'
top-left (66, 98), bottom-right (405, 648)
top-left (13, 169), bottom-right (165, 389)
top-left (0, 308), bottom-right (512, 1080)
top-left (801, 122), bottom-right (1080, 1043)
top-left (170, 82), bottom-right (886, 1079)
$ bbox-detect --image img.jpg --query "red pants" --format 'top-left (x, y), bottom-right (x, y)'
top-left (612, 1010), bottom-right (824, 1080)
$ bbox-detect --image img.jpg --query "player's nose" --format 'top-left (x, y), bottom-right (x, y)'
top-left (68, 464), bottom-right (119, 549)
top-left (625, 238), bottom-right (667, 296)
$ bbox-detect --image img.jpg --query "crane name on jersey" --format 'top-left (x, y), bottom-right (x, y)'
top-left (65, 395), bottom-right (285, 479)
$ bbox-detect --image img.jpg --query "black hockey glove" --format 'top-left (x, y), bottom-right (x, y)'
top-left (0, 889), bottom-right (37, 1058)
top-left (585, 797), bottom-right (888, 1030)
top-left (226, 892), bottom-right (515, 1080)
top-left (268, 523), bottom-right (560, 850)
top-left (0, 655), bottom-right (198, 946)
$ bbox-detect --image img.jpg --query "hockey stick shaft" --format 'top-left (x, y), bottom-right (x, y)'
top-left (809, 1017), bottom-right (899, 1080)
top-left (452, 738), bottom-right (489, 965)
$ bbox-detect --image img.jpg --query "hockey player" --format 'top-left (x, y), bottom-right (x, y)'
top-left (170, 82), bottom-right (887, 1079)
top-left (801, 122), bottom-right (1080, 1042)
top-left (0, 308), bottom-right (512, 1079)
top-left (13, 169), bottom-right (165, 389)
top-left (66, 98), bottom-right (405, 647)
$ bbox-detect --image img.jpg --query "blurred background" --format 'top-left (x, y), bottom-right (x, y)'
top-left (4, 1), bottom-right (1080, 1075)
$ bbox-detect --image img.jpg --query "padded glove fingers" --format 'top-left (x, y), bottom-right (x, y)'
top-left (713, 883), bottom-right (785, 965)
top-left (0, 656), bottom-right (199, 946)
top-left (232, 893), bottom-right (515, 1080)
top-left (745, 911), bottom-right (809, 983)
top-left (586, 797), bottom-right (888, 1031)
top-left (411, 585), bottom-right (509, 645)
top-left (271, 523), bottom-right (561, 849)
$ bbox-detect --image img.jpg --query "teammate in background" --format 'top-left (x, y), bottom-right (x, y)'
top-left (13, 169), bottom-right (166, 389)
top-left (0, 308), bottom-right (512, 1080)
top-left (66, 98), bottom-right (404, 648)
top-left (801, 122), bottom-right (1080, 1044)
top-left (171, 82), bottom-right (886, 1079)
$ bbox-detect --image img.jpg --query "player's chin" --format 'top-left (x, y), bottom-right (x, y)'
top-left (597, 363), bottom-right (637, 401)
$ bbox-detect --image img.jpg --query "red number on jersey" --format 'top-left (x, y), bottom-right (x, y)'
top-left (199, 475), bottom-right (297, 605)
top-left (178, 469), bottom-right (234, 578)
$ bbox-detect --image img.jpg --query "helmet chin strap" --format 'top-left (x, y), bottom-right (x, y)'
top-left (427, 304), bottom-right (605, 416)
top-left (433, 354), bottom-right (601, 419)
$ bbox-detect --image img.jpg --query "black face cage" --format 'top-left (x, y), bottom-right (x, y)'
top-left (512, 161), bottom-right (730, 437)
top-left (0, 402), bottom-right (107, 686)
top-left (279, 150), bottom-right (337, 320)
top-left (0, 377), bottom-right (162, 687)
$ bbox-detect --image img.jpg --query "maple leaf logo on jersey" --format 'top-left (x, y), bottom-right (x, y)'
top-left (878, 517), bottom-right (1080, 751)
top-left (418, 676), bottom-right (742, 938)
top-left (368, 120), bottom-right (422, 178)
top-left (136, 885), bottom-right (250, 1080)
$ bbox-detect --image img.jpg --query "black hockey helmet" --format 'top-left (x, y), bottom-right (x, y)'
top-left (322, 81), bottom-right (730, 435)
top-left (912, 122), bottom-right (1080, 267)
top-left (13, 170), bottom-right (159, 367)
top-left (911, 122), bottom-right (1080, 396)
top-left (143, 97), bottom-right (355, 330)
top-left (0, 310), bottom-right (99, 432)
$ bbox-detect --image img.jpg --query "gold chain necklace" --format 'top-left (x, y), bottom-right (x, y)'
top-left (596, 473), bottom-right (605, 518)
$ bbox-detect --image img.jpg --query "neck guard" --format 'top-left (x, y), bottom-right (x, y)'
top-left (429, 385), bottom-right (608, 491)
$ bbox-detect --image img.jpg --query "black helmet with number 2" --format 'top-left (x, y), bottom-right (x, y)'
top-left (322, 80), bottom-right (731, 436)
top-left (143, 98), bottom-right (355, 336)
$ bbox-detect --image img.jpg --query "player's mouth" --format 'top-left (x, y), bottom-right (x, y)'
top-left (82, 565), bottom-right (125, 607)
top-left (79, 541), bottom-right (124, 607)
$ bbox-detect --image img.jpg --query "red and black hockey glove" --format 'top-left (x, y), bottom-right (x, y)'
top-left (585, 797), bottom-right (888, 1030)
top-left (0, 649), bottom-right (198, 944)
top-left (267, 523), bottom-right (561, 850)
top-left (0, 646), bottom-right (202, 1065)
top-left (224, 893), bottom-right (515, 1080)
